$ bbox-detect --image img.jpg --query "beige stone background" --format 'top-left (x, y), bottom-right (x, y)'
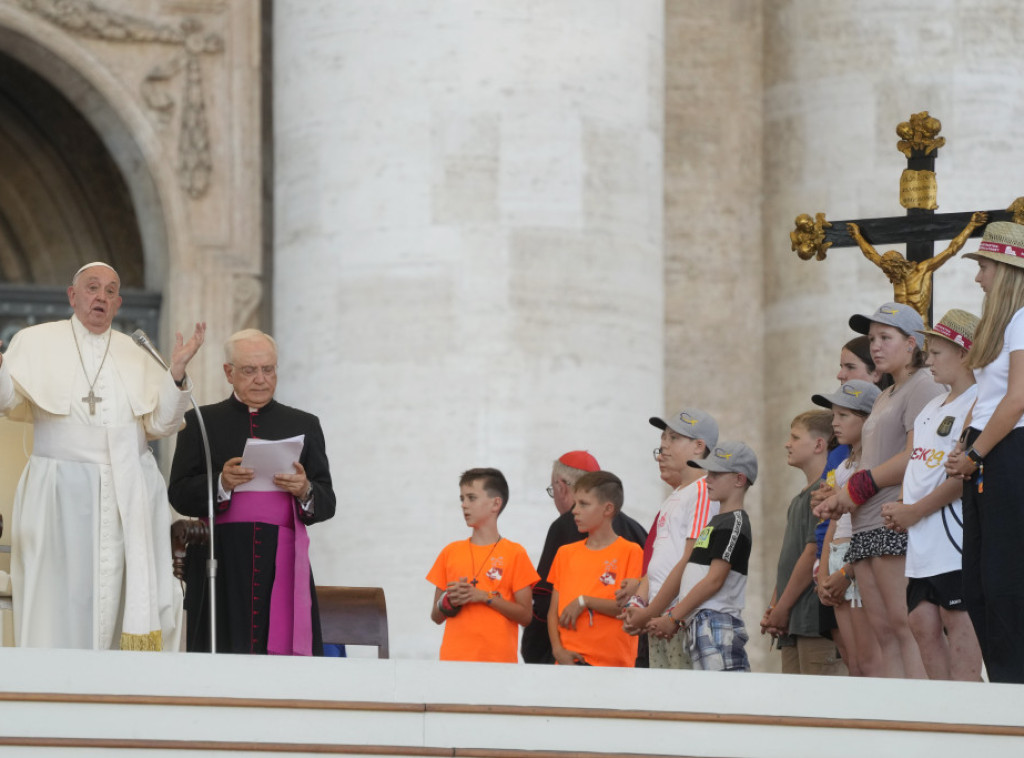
top-left (1, 0), bottom-right (1023, 672)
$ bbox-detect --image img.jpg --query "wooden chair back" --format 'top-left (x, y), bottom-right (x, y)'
top-left (315, 586), bottom-right (389, 659)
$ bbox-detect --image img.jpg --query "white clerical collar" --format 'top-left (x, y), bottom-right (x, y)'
top-left (70, 316), bottom-right (111, 342)
top-left (233, 392), bottom-right (267, 414)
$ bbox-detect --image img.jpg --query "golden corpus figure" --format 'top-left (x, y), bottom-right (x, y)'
top-left (847, 211), bottom-right (988, 320)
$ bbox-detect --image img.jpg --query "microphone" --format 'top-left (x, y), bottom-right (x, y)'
top-left (132, 328), bottom-right (170, 370)
top-left (132, 327), bottom-right (220, 651)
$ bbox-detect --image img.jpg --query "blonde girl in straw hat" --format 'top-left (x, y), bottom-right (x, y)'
top-left (947, 221), bottom-right (1024, 684)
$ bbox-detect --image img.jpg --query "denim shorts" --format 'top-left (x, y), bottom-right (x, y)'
top-left (828, 540), bottom-right (861, 607)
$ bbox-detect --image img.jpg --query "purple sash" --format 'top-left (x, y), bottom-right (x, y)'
top-left (216, 491), bottom-right (313, 656)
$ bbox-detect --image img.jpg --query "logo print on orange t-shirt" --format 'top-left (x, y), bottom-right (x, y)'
top-left (599, 558), bottom-right (619, 586)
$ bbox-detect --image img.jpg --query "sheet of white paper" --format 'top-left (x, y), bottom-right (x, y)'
top-left (236, 434), bottom-right (305, 493)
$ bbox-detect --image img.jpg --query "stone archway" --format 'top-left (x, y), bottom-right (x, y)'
top-left (0, 45), bottom-right (161, 348)
top-left (0, 18), bottom-right (173, 293)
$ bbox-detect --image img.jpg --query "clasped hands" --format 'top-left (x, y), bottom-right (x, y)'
top-left (619, 605), bottom-right (681, 639)
top-left (760, 605), bottom-right (789, 638)
top-left (615, 578), bottom-right (680, 640)
top-left (445, 578), bottom-right (488, 607)
top-left (811, 483), bottom-right (853, 520)
top-left (221, 457), bottom-right (310, 498)
top-left (944, 440), bottom-right (976, 480)
top-left (816, 567), bottom-right (851, 607)
top-left (880, 500), bottom-right (923, 532)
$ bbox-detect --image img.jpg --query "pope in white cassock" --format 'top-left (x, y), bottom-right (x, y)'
top-left (0, 263), bottom-right (205, 650)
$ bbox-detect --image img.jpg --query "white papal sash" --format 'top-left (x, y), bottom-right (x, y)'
top-left (32, 421), bottom-right (146, 464)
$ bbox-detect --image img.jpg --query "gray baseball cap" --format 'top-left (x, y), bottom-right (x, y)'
top-left (649, 408), bottom-right (719, 449)
top-left (688, 441), bottom-right (758, 485)
top-left (849, 302), bottom-right (925, 348)
top-left (812, 380), bottom-right (881, 415)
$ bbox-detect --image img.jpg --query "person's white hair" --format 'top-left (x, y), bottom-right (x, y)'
top-left (224, 329), bottom-right (278, 364)
top-left (551, 459), bottom-right (590, 487)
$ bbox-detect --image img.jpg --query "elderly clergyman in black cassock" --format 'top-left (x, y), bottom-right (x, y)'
top-left (169, 328), bottom-right (336, 655)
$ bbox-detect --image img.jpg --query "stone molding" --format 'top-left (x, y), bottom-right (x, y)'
top-left (20, 0), bottom-right (223, 199)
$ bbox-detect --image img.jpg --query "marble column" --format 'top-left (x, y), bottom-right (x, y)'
top-left (274, 2), bottom-right (665, 659)
top-left (664, 0), bottom-right (767, 669)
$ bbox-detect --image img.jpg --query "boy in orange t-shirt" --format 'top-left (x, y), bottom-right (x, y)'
top-left (427, 468), bottom-right (540, 662)
top-left (548, 471), bottom-right (643, 667)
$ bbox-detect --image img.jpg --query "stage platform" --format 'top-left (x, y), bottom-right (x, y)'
top-left (1, 648), bottom-right (1022, 756)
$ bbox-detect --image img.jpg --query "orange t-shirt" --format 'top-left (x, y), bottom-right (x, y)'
top-left (547, 536), bottom-right (643, 667)
top-left (427, 538), bottom-right (540, 662)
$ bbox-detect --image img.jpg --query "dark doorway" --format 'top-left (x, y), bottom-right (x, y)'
top-left (0, 50), bottom-right (157, 343)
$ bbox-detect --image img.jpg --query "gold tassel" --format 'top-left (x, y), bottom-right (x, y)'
top-left (120, 630), bottom-right (163, 651)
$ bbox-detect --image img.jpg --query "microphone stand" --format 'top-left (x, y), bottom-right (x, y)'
top-left (132, 329), bottom-right (218, 654)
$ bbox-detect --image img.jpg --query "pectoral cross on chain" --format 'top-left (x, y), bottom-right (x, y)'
top-left (82, 389), bottom-right (102, 415)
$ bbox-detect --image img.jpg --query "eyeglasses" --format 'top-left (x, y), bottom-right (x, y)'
top-left (231, 364), bottom-right (277, 378)
top-left (652, 447), bottom-right (664, 461)
top-left (546, 480), bottom-right (568, 498)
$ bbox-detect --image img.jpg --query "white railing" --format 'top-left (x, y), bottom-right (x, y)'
top-left (0, 648), bottom-right (1021, 757)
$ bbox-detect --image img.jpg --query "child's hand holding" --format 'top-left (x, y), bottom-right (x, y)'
top-left (645, 614), bottom-right (678, 640)
top-left (810, 484), bottom-right (835, 508)
top-left (945, 441), bottom-right (968, 480)
top-left (817, 580), bottom-right (838, 606)
top-left (619, 605), bottom-right (652, 635)
top-left (764, 604), bottom-right (790, 635)
top-left (881, 500), bottom-right (919, 532)
top-left (614, 578), bottom-right (640, 606)
top-left (814, 493), bottom-right (840, 519)
top-left (821, 567), bottom-right (851, 604)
